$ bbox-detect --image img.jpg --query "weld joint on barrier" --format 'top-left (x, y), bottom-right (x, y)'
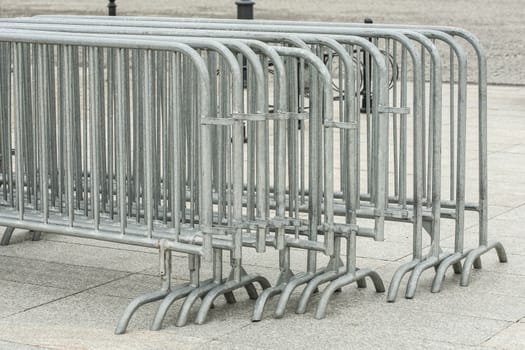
top-left (235, 112), bottom-right (308, 121)
top-left (201, 226), bottom-right (238, 235)
top-left (332, 223), bottom-right (360, 235)
top-left (378, 105), bottom-right (410, 115)
top-left (240, 219), bottom-right (269, 230)
top-left (324, 120), bottom-right (357, 130)
top-left (270, 218), bottom-right (307, 231)
top-left (373, 208), bottom-right (385, 217)
top-left (201, 112), bottom-right (308, 125)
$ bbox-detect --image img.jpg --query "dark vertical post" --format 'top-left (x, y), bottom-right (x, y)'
top-left (236, 0), bottom-right (254, 141)
top-left (236, 0), bottom-right (255, 87)
top-left (236, 0), bottom-right (255, 19)
top-left (361, 17), bottom-right (373, 112)
top-left (108, 0), bottom-right (117, 16)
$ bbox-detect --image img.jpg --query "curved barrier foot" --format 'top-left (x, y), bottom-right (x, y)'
top-left (405, 255), bottom-right (445, 299)
top-left (115, 290), bottom-right (169, 335)
top-left (386, 259), bottom-right (419, 302)
top-left (151, 281), bottom-right (211, 331)
top-left (314, 268), bottom-right (384, 319)
top-left (194, 274), bottom-right (271, 325)
top-left (295, 267), bottom-right (345, 314)
top-left (460, 242), bottom-right (508, 287)
top-left (431, 251), bottom-right (469, 293)
top-left (252, 284), bottom-right (285, 321)
top-left (0, 227), bottom-right (15, 246)
top-left (273, 269), bottom-right (325, 319)
top-left (175, 280), bottom-right (223, 327)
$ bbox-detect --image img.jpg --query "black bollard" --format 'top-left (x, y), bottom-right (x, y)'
top-left (108, 0), bottom-right (117, 16)
top-left (360, 17), bottom-right (373, 113)
top-left (236, 0), bottom-right (255, 88)
top-left (236, 0), bottom-right (255, 20)
top-left (235, 0), bottom-right (255, 142)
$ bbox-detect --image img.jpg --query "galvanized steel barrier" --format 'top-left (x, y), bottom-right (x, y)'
top-left (0, 15), bottom-right (507, 333)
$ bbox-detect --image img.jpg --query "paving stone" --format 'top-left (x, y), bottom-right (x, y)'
top-left (0, 280), bottom-right (72, 319)
top-left (0, 239), bottom-right (157, 273)
top-left (0, 255), bottom-right (128, 291)
top-left (0, 292), bottom-right (218, 349)
top-left (213, 301), bottom-right (510, 348)
top-left (42, 233), bottom-right (155, 254)
top-left (0, 340), bottom-right (54, 350)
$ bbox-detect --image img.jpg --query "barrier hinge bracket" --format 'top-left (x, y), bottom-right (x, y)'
top-left (378, 105), bottom-right (410, 115)
top-left (324, 120), bottom-right (357, 130)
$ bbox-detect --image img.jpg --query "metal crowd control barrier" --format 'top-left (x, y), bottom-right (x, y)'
top-left (76, 14), bottom-right (508, 288)
top-left (33, 14), bottom-right (507, 289)
top-left (3, 16), bottom-right (439, 307)
top-left (0, 16), bottom-right (507, 332)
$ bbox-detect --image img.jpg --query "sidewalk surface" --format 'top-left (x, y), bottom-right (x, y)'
top-left (0, 1), bottom-right (524, 349)
top-left (0, 84), bottom-right (523, 349)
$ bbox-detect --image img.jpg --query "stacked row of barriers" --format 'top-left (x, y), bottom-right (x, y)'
top-left (0, 16), bottom-right (507, 334)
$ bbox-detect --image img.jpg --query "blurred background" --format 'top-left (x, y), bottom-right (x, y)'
top-left (0, 0), bottom-right (523, 85)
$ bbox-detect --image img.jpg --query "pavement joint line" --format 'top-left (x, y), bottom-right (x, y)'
top-left (0, 250), bottom-right (156, 275)
top-left (480, 318), bottom-right (520, 346)
top-left (420, 338), bottom-right (479, 349)
top-left (0, 277), bottom-right (76, 293)
top-left (43, 235), bottom-right (159, 255)
top-left (494, 143), bottom-right (525, 153)
top-left (0, 339), bottom-right (54, 350)
top-left (489, 202), bottom-right (525, 220)
top-left (0, 271), bottom-right (135, 320)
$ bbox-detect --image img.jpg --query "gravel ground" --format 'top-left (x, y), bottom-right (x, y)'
top-left (0, 0), bottom-right (523, 84)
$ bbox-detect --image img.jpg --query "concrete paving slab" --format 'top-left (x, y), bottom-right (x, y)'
top-left (0, 255), bottom-right (129, 291)
top-left (0, 280), bottom-right (72, 319)
top-left (0, 292), bottom-right (208, 349)
top-left (202, 341), bottom-right (273, 350)
top-left (213, 301), bottom-right (510, 348)
top-left (441, 233), bottom-right (525, 258)
top-left (459, 271), bottom-right (525, 299)
top-left (0, 324), bottom-right (204, 350)
top-left (42, 233), bottom-right (156, 254)
top-left (0, 290), bottom-right (255, 344)
top-left (0, 239), bottom-right (158, 273)
top-left (89, 273), bottom-right (187, 299)
top-left (482, 254), bottom-right (525, 277)
top-left (0, 340), bottom-right (54, 350)
top-left (393, 289), bottom-right (525, 322)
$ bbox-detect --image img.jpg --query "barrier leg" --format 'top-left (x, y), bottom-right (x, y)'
top-left (295, 267), bottom-right (345, 314)
top-left (0, 228), bottom-right (42, 246)
top-left (431, 251), bottom-right (470, 293)
top-left (115, 248), bottom-right (172, 334)
top-left (0, 227), bottom-right (15, 246)
top-left (386, 259), bottom-right (419, 302)
top-left (405, 255), bottom-right (443, 299)
top-left (273, 269), bottom-right (325, 319)
top-left (460, 242), bottom-right (507, 286)
top-left (176, 279), bottom-right (224, 327)
top-left (252, 246), bottom-right (294, 321)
